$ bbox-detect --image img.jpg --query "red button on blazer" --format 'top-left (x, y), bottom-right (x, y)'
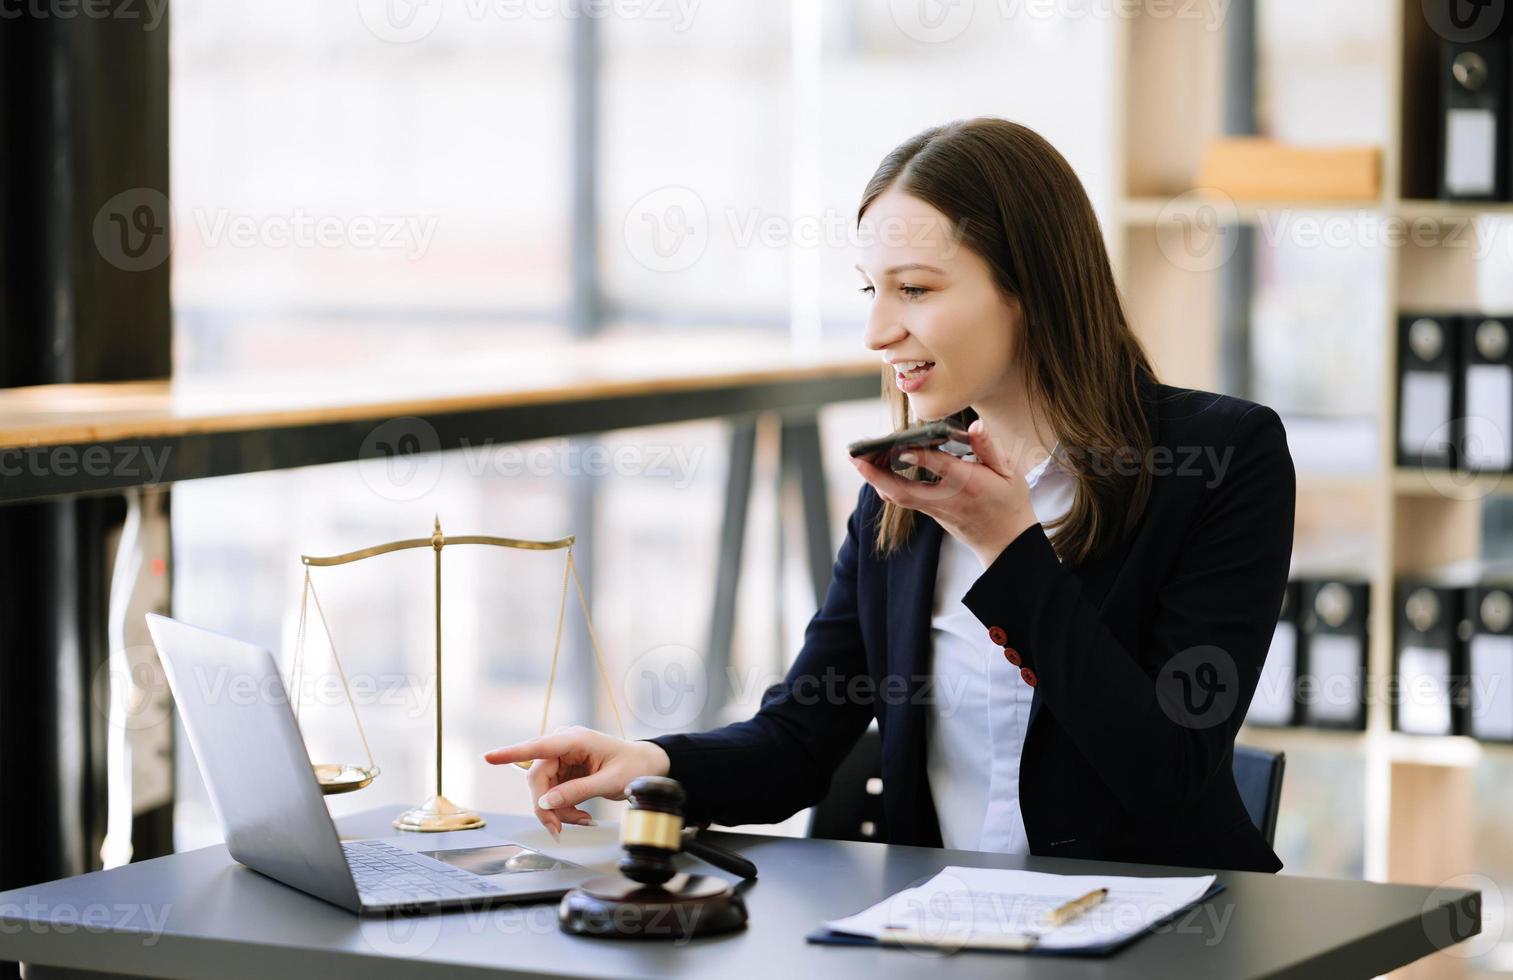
top-left (1002, 647), bottom-right (1022, 667)
top-left (987, 626), bottom-right (1008, 646)
top-left (1020, 667), bottom-right (1038, 687)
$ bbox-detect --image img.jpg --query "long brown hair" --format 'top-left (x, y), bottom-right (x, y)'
top-left (860, 118), bottom-right (1157, 567)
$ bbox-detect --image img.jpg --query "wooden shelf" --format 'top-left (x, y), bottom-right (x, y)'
top-left (1118, 195), bottom-right (1386, 226)
top-left (1391, 468), bottom-right (1513, 499)
top-left (1242, 728), bottom-right (1496, 770)
top-left (1238, 725), bottom-right (1367, 755)
top-left (1119, 196), bottom-right (1513, 227)
top-left (1384, 733), bottom-right (1484, 768)
top-left (1397, 199), bottom-right (1513, 221)
top-left (1297, 471), bottom-right (1381, 494)
top-left (1114, 1), bottom-right (1501, 933)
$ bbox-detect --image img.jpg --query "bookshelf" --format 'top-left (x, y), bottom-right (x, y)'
top-left (1110, 5), bottom-right (1506, 976)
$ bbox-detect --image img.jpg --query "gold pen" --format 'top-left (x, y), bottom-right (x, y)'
top-left (1045, 887), bottom-right (1108, 928)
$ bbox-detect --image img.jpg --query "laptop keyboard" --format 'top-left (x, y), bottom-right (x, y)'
top-left (344, 839), bottom-right (506, 906)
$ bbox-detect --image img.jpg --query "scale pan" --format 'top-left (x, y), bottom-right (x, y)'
top-left (313, 763), bottom-right (379, 795)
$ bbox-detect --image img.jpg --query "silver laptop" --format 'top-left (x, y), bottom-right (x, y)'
top-left (146, 613), bottom-right (598, 914)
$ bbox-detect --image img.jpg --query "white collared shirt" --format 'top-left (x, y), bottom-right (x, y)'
top-left (925, 442), bottom-right (1074, 853)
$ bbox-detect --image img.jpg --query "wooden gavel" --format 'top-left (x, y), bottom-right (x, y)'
top-left (559, 776), bottom-right (753, 940)
top-left (617, 776), bottom-right (758, 884)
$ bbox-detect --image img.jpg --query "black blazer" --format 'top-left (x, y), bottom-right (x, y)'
top-left (649, 372), bottom-right (1294, 873)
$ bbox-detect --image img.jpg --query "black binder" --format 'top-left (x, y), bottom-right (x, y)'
top-left (1460, 315), bottom-right (1513, 471)
top-left (1438, 21), bottom-right (1510, 201)
top-left (1396, 314), bottom-right (1462, 469)
top-left (1392, 578), bottom-right (1468, 736)
top-left (1467, 582), bottom-right (1513, 742)
top-left (1247, 580), bottom-right (1300, 727)
top-left (1298, 579), bottom-right (1370, 731)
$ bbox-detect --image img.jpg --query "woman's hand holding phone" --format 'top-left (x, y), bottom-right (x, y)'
top-left (847, 421), bottom-right (972, 483)
top-left (849, 417), bottom-right (1040, 569)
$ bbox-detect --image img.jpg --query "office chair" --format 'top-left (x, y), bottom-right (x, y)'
top-left (806, 727), bottom-right (887, 842)
top-left (1231, 744), bottom-right (1286, 847)
top-left (809, 731), bottom-right (1287, 849)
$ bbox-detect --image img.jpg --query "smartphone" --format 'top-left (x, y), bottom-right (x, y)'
top-left (848, 421), bottom-right (971, 482)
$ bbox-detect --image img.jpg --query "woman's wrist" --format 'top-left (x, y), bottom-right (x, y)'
top-left (636, 739), bottom-right (671, 778)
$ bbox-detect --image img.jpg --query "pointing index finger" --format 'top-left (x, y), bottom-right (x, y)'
top-left (482, 732), bottom-right (575, 767)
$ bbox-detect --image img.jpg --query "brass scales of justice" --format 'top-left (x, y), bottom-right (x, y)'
top-left (286, 517), bottom-right (627, 832)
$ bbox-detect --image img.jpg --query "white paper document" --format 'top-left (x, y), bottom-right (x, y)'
top-left (1397, 645), bottom-right (1452, 736)
top-left (1465, 363), bottom-right (1513, 470)
top-left (821, 866), bottom-right (1217, 952)
top-left (1446, 108), bottom-right (1497, 197)
top-left (1471, 634), bottom-right (1513, 741)
top-left (1399, 371), bottom-right (1451, 458)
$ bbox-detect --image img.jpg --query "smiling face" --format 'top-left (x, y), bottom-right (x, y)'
top-left (856, 188), bottom-right (1022, 423)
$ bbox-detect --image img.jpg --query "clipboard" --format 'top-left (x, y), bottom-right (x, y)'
top-left (805, 873), bottom-right (1227, 957)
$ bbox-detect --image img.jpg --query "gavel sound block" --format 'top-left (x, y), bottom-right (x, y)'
top-left (558, 776), bottom-right (749, 940)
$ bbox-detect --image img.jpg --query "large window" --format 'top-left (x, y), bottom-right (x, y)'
top-left (171, 1), bottom-right (572, 375)
top-left (167, 2), bottom-right (1127, 847)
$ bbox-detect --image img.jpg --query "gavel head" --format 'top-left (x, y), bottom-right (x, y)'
top-left (617, 776), bottom-right (686, 886)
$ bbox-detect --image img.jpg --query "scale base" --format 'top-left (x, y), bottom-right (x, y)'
top-left (559, 873), bottom-right (747, 940)
top-left (393, 794), bottom-right (486, 832)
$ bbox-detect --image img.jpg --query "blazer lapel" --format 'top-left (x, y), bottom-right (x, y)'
top-left (884, 511), bottom-right (943, 843)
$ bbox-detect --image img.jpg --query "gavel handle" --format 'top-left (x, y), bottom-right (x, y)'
top-left (682, 836), bottom-right (758, 880)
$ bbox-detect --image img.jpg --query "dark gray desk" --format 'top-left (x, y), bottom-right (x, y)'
top-left (0, 808), bottom-right (1480, 980)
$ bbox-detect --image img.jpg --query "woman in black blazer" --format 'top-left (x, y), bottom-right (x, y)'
top-left (486, 118), bottom-right (1295, 874)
